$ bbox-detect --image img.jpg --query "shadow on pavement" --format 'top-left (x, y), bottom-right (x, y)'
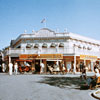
top-left (38, 77), bottom-right (87, 90)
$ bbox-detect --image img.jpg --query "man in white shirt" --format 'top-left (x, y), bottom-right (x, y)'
top-left (40, 62), bottom-right (45, 74)
top-left (9, 62), bottom-right (13, 75)
top-left (2, 63), bottom-right (6, 72)
top-left (14, 62), bottom-right (18, 75)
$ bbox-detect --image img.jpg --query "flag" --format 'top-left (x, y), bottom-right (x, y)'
top-left (41, 18), bottom-right (46, 23)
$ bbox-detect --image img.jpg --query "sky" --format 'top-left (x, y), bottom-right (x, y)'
top-left (0, 0), bottom-right (100, 50)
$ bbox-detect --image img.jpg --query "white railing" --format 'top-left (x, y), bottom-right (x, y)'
top-left (5, 47), bottom-right (100, 57)
top-left (75, 48), bottom-right (100, 57)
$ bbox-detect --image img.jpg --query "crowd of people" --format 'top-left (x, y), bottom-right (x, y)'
top-left (0, 61), bottom-right (100, 78)
top-left (1, 62), bottom-right (18, 75)
top-left (0, 61), bottom-right (67, 75)
top-left (46, 61), bottom-right (67, 75)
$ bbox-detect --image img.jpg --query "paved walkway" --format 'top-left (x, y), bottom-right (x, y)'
top-left (0, 73), bottom-right (97, 100)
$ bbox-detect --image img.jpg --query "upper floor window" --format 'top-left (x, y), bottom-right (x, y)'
top-left (50, 43), bottom-right (56, 48)
top-left (87, 47), bottom-right (92, 50)
top-left (59, 43), bottom-right (64, 47)
top-left (78, 45), bottom-right (82, 49)
top-left (34, 43), bottom-right (39, 48)
top-left (26, 44), bottom-right (32, 48)
top-left (83, 46), bottom-right (86, 49)
top-left (42, 43), bottom-right (47, 48)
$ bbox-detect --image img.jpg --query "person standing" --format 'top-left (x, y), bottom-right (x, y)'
top-left (9, 62), bottom-right (13, 75)
top-left (61, 61), bottom-right (65, 74)
top-left (2, 63), bottom-right (6, 73)
top-left (80, 62), bottom-right (83, 72)
top-left (81, 64), bottom-right (87, 80)
top-left (40, 62), bottom-right (45, 74)
top-left (14, 62), bottom-right (18, 75)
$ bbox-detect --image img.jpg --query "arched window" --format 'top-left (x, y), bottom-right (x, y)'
top-left (26, 44), bottom-right (32, 48)
top-left (87, 47), bottom-right (92, 50)
top-left (34, 43), bottom-right (39, 48)
top-left (50, 43), bottom-right (56, 48)
top-left (42, 43), bottom-right (47, 48)
top-left (59, 43), bottom-right (64, 47)
top-left (83, 46), bottom-right (86, 49)
top-left (78, 45), bottom-right (82, 49)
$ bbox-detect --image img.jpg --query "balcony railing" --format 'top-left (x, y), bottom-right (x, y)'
top-left (4, 47), bottom-right (100, 57)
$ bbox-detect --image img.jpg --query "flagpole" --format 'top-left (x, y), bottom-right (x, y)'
top-left (41, 18), bottom-right (46, 28)
top-left (44, 20), bottom-right (46, 28)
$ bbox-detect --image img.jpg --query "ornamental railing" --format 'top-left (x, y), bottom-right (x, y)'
top-left (4, 47), bottom-right (100, 57)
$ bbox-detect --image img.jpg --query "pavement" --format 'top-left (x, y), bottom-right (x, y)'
top-left (0, 72), bottom-right (98, 100)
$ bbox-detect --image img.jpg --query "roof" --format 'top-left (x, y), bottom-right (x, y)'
top-left (10, 28), bottom-right (100, 46)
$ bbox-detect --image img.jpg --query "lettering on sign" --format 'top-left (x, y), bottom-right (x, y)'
top-left (20, 54), bottom-right (63, 59)
top-left (80, 55), bottom-right (97, 61)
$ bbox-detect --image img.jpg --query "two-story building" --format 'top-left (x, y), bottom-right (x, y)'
top-left (3, 28), bottom-right (100, 73)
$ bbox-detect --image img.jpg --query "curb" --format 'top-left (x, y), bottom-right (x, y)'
top-left (92, 89), bottom-right (100, 99)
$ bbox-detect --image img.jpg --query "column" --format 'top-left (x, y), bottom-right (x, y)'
top-left (9, 56), bottom-right (11, 63)
top-left (99, 61), bottom-right (100, 66)
top-left (84, 60), bottom-right (86, 65)
top-left (64, 60), bottom-right (67, 72)
top-left (91, 61), bottom-right (94, 72)
top-left (43, 59), bottom-right (47, 74)
top-left (31, 60), bottom-right (35, 72)
top-left (73, 55), bottom-right (76, 73)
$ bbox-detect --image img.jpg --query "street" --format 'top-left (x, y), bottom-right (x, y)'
top-left (0, 73), bottom-right (97, 100)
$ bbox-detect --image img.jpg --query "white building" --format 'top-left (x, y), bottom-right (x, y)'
top-left (3, 28), bottom-right (100, 73)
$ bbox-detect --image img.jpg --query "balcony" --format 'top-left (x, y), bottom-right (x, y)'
top-left (4, 47), bottom-right (100, 57)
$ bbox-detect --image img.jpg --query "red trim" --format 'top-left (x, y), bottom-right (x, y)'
top-left (16, 59), bottom-right (32, 62)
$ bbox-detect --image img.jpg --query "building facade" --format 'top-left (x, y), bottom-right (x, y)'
top-left (3, 28), bottom-right (100, 73)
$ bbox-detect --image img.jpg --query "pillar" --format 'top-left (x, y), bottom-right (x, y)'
top-left (31, 60), bottom-right (35, 72)
top-left (91, 61), bottom-right (94, 72)
top-left (73, 55), bottom-right (76, 73)
top-left (84, 60), bottom-right (86, 66)
top-left (9, 56), bottom-right (11, 63)
top-left (43, 59), bottom-right (47, 74)
top-left (99, 61), bottom-right (100, 66)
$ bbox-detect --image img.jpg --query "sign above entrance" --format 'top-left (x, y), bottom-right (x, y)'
top-left (20, 54), bottom-right (63, 59)
top-left (80, 55), bottom-right (97, 61)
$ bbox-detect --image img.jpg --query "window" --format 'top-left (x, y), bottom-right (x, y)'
top-left (50, 43), bottom-right (56, 47)
top-left (59, 43), bottom-right (64, 47)
top-left (42, 43), bottom-right (47, 48)
top-left (26, 44), bottom-right (32, 48)
top-left (34, 43), bottom-right (39, 48)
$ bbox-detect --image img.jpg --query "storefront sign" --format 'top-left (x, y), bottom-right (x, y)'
top-left (20, 54), bottom-right (37, 59)
top-left (20, 54), bottom-right (63, 59)
top-left (80, 55), bottom-right (97, 61)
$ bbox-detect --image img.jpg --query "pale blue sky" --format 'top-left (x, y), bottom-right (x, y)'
top-left (0, 0), bottom-right (100, 49)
